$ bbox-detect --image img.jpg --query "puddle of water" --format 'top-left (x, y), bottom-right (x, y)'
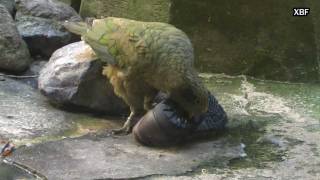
top-left (195, 74), bottom-right (320, 171)
top-left (0, 114), bottom-right (123, 179)
top-left (13, 115), bottom-right (123, 147)
top-left (0, 78), bottom-right (123, 143)
top-left (227, 118), bottom-right (286, 169)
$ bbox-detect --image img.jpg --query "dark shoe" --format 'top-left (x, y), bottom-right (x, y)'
top-left (193, 92), bottom-right (228, 132)
top-left (133, 92), bottom-right (228, 146)
top-left (133, 99), bottom-right (194, 146)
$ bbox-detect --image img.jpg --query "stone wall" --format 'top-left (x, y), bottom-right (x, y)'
top-left (170, 0), bottom-right (319, 82)
top-left (80, 0), bottom-right (170, 22)
top-left (307, 0), bottom-right (320, 80)
top-left (58, 0), bottom-right (82, 12)
top-left (79, 0), bottom-right (319, 82)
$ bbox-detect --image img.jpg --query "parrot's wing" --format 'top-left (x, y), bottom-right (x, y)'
top-left (63, 20), bottom-right (116, 65)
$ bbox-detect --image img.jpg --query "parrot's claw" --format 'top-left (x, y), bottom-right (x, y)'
top-left (111, 113), bottom-right (142, 135)
top-left (111, 126), bottom-right (131, 135)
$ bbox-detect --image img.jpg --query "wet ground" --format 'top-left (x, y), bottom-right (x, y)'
top-left (154, 74), bottom-right (320, 179)
top-left (0, 74), bottom-right (319, 179)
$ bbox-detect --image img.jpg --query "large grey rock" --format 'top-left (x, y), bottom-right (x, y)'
top-left (15, 0), bottom-right (81, 21)
top-left (0, 0), bottom-right (15, 15)
top-left (16, 16), bottom-right (78, 58)
top-left (39, 41), bottom-right (128, 115)
top-left (15, 0), bottom-right (81, 57)
top-left (0, 5), bottom-right (31, 72)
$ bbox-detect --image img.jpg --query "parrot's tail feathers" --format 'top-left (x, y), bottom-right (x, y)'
top-left (63, 21), bottom-right (88, 35)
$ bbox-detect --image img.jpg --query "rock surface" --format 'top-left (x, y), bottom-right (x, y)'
top-left (15, 0), bottom-right (81, 57)
top-left (39, 41), bottom-right (128, 115)
top-left (15, 0), bottom-right (81, 21)
top-left (20, 60), bottom-right (47, 88)
top-left (16, 16), bottom-right (78, 58)
top-left (10, 135), bottom-right (244, 179)
top-left (0, 0), bottom-right (15, 15)
top-left (0, 162), bottom-right (35, 180)
top-left (0, 5), bottom-right (31, 72)
top-left (0, 77), bottom-right (73, 139)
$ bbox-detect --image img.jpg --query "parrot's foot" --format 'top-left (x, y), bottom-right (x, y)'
top-left (112, 114), bottom-right (143, 135)
top-left (111, 125), bottom-right (131, 135)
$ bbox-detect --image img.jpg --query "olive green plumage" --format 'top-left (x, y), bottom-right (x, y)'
top-left (64, 17), bottom-right (208, 134)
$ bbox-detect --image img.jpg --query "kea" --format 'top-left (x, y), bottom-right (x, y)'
top-left (63, 17), bottom-right (209, 134)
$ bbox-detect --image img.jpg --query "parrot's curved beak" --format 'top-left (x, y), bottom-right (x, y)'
top-left (84, 38), bottom-right (116, 65)
top-left (63, 21), bottom-right (88, 36)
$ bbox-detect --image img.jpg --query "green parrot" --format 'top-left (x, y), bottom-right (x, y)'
top-left (63, 17), bottom-right (208, 134)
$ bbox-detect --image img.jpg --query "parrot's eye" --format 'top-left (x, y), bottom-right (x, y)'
top-left (92, 19), bottom-right (100, 27)
top-left (85, 18), bottom-right (94, 27)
